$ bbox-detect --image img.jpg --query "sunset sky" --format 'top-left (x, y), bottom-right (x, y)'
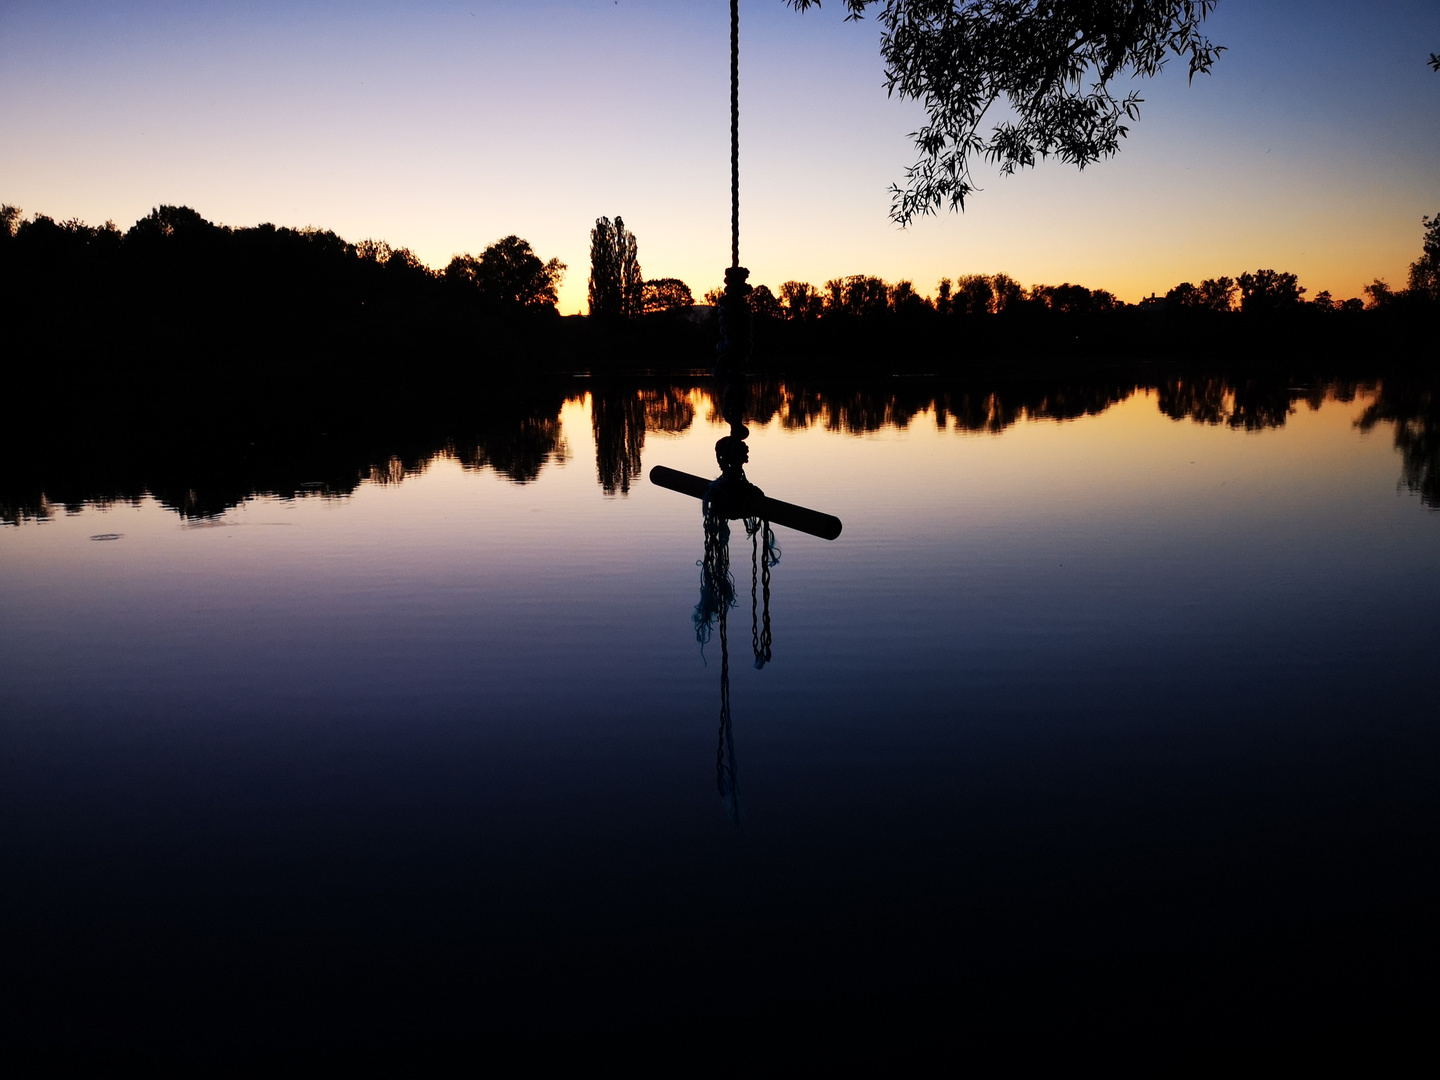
top-left (3, 1), bottom-right (1437, 314)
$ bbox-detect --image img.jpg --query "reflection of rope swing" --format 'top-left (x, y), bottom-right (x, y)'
top-left (690, 499), bottom-right (777, 822)
top-left (648, 0), bottom-right (841, 823)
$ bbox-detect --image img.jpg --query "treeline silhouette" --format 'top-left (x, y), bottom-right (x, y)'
top-left (0, 203), bottom-right (718, 387)
top-left (5, 204), bottom-right (1436, 388)
top-left (0, 204), bottom-right (578, 370)
top-left (9, 372), bottom-right (1437, 524)
top-left (707, 261), bottom-right (1437, 370)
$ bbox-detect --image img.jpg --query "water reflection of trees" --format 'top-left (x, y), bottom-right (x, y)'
top-left (591, 389), bottom-right (646, 495)
top-left (589, 386), bottom-right (696, 495)
top-left (450, 413), bottom-right (568, 485)
top-left (1356, 380), bottom-right (1440, 508)
top-left (589, 375), bottom-right (1407, 489)
top-left (702, 378), bottom-right (1135, 436)
top-left (8, 375), bottom-right (1433, 523)
top-left (0, 390), bottom-right (570, 525)
top-left (1156, 376), bottom-right (1367, 431)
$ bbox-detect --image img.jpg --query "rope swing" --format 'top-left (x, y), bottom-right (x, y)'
top-left (702, 0), bottom-right (768, 822)
top-left (648, 0), bottom-right (840, 824)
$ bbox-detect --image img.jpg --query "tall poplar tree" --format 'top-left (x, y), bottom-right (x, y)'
top-left (588, 216), bottom-right (643, 318)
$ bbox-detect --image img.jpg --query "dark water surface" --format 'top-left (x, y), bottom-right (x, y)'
top-left (3, 379), bottom-right (1437, 1067)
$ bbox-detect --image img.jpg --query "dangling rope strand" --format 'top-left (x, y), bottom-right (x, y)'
top-left (716, 598), bottom-right (740, 824)
top-left (754, 521), bottom-right (766, 665)
top-left (759, 519), bottom-right (774, 665)
top-left (746, 516), bottom-right (776, 668)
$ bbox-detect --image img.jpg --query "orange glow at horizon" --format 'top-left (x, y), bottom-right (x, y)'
top-left (0, 2), bottom-right (1434, 317)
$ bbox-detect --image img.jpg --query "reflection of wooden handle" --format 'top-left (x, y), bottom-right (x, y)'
top-left (649, 465), bottom-right (843, 541)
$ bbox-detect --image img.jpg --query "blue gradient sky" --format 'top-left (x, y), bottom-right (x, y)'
top-left (3, 1), bottom-right (1437, 313)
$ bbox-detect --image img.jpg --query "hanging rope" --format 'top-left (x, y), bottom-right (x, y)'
top-left (693, 500), bottom-right (733, 650)
top-left (693, 0), bottom-right (773, 826)
top-left (730, 0), bottom-right (741, 270)
top-left (694, 499), bottom-right (778, 827)
top-left (746, 516), bottom-right (777, 668)
top-left (694, 497), bottom-right (776, 669)
top-left (716, 0), bottom-right (750, 396)
top-left (717, 589), bottom-right (738, 823)
top-left (695, 498), bottom-right (741, 824)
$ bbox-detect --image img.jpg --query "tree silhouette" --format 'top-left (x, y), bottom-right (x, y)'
top-left (1364, 279), bottom-right (1397, 309)
top-left (787, 0), bottom-right (1224, 223)
top-left (642, 277), bottom-right (695, 313)
top-left (934, 277), bottom-right (954, 315)
top-left (989, 272), bottom-right (1026, 313)
top-left (447, 236), bottom-right (564, 310)
top-left (588, 216), bottom-right (643, 319)
top-left (1198, 276), bottom-right (1238, 312)
top-left (1165, 281), bottom-right (1202, 308)
top-left (779, 280), bottom-right (824, 320)
top-left (823, 275), bottom-right (889, 317)
top-left (1407, 213), bottom-right (1440, 302)
top-left (888, 279), bottom-right (932, 317)
top-left (952, 274), bottom-right (995, 315)
top-left (750, 284), bottom-right (785, 321)
top-left (1031, 282), bottom-right (1119, 315)
top-left (1237, 269), bottom-right (1305, 314)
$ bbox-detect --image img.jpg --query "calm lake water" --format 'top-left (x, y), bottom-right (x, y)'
top-left (3, 376), bottom-right (1437, 1066)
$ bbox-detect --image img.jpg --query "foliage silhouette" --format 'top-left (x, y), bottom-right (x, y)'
top-left (786, 0), bottom-right (1224, 222)
top-left (1031, 282), bottom-right (1121, 315)
top-left (0, 201), bottom-right (614, 419)
top-left (888, 279), bottom-right (931, 318)
top-left (3, 202), bottom-right (1434, 384)
top-left (1407, 213), bottom-right (1440, 302)
top-left (1365, 279), bottom-right (1397, 309)
top-left (1237, 268), bottom-right (1305, 314)
top-left (823, 274), bottom-right (890, 318)
top-left (1167, 277), bottom-right (1237, 312)
top-left (447, 236), bottom-right (565, 311)
top-left (989, 272), bottom-right (1027, 313)
top-left (778, 280), bottom-right (824, 321)
top-left (750, 284), bottom-right (785, 321)
top-left (642, 278), bottom-right (695, 313)
top-left (588, 217), bottom-right (643, 319)
top-left (951, 274), bottom-right (995, 316)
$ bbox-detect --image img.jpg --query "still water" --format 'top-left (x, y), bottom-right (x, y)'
top-left (3, 378), bottom-right (1436, 1064)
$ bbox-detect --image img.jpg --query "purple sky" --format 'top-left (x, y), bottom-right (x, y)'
top-left (3, 1), bottom-right (1437, 312)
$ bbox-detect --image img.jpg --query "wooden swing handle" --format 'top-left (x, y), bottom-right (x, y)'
top-left (649, 465), bottom-right (843, 541)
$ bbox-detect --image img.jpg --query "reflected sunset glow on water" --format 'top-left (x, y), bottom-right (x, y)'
top-left (2, 376), bottom-right (1436, 1065)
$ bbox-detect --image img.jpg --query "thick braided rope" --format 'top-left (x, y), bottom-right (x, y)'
top-left (730, 0), bottom-right (740, 269)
